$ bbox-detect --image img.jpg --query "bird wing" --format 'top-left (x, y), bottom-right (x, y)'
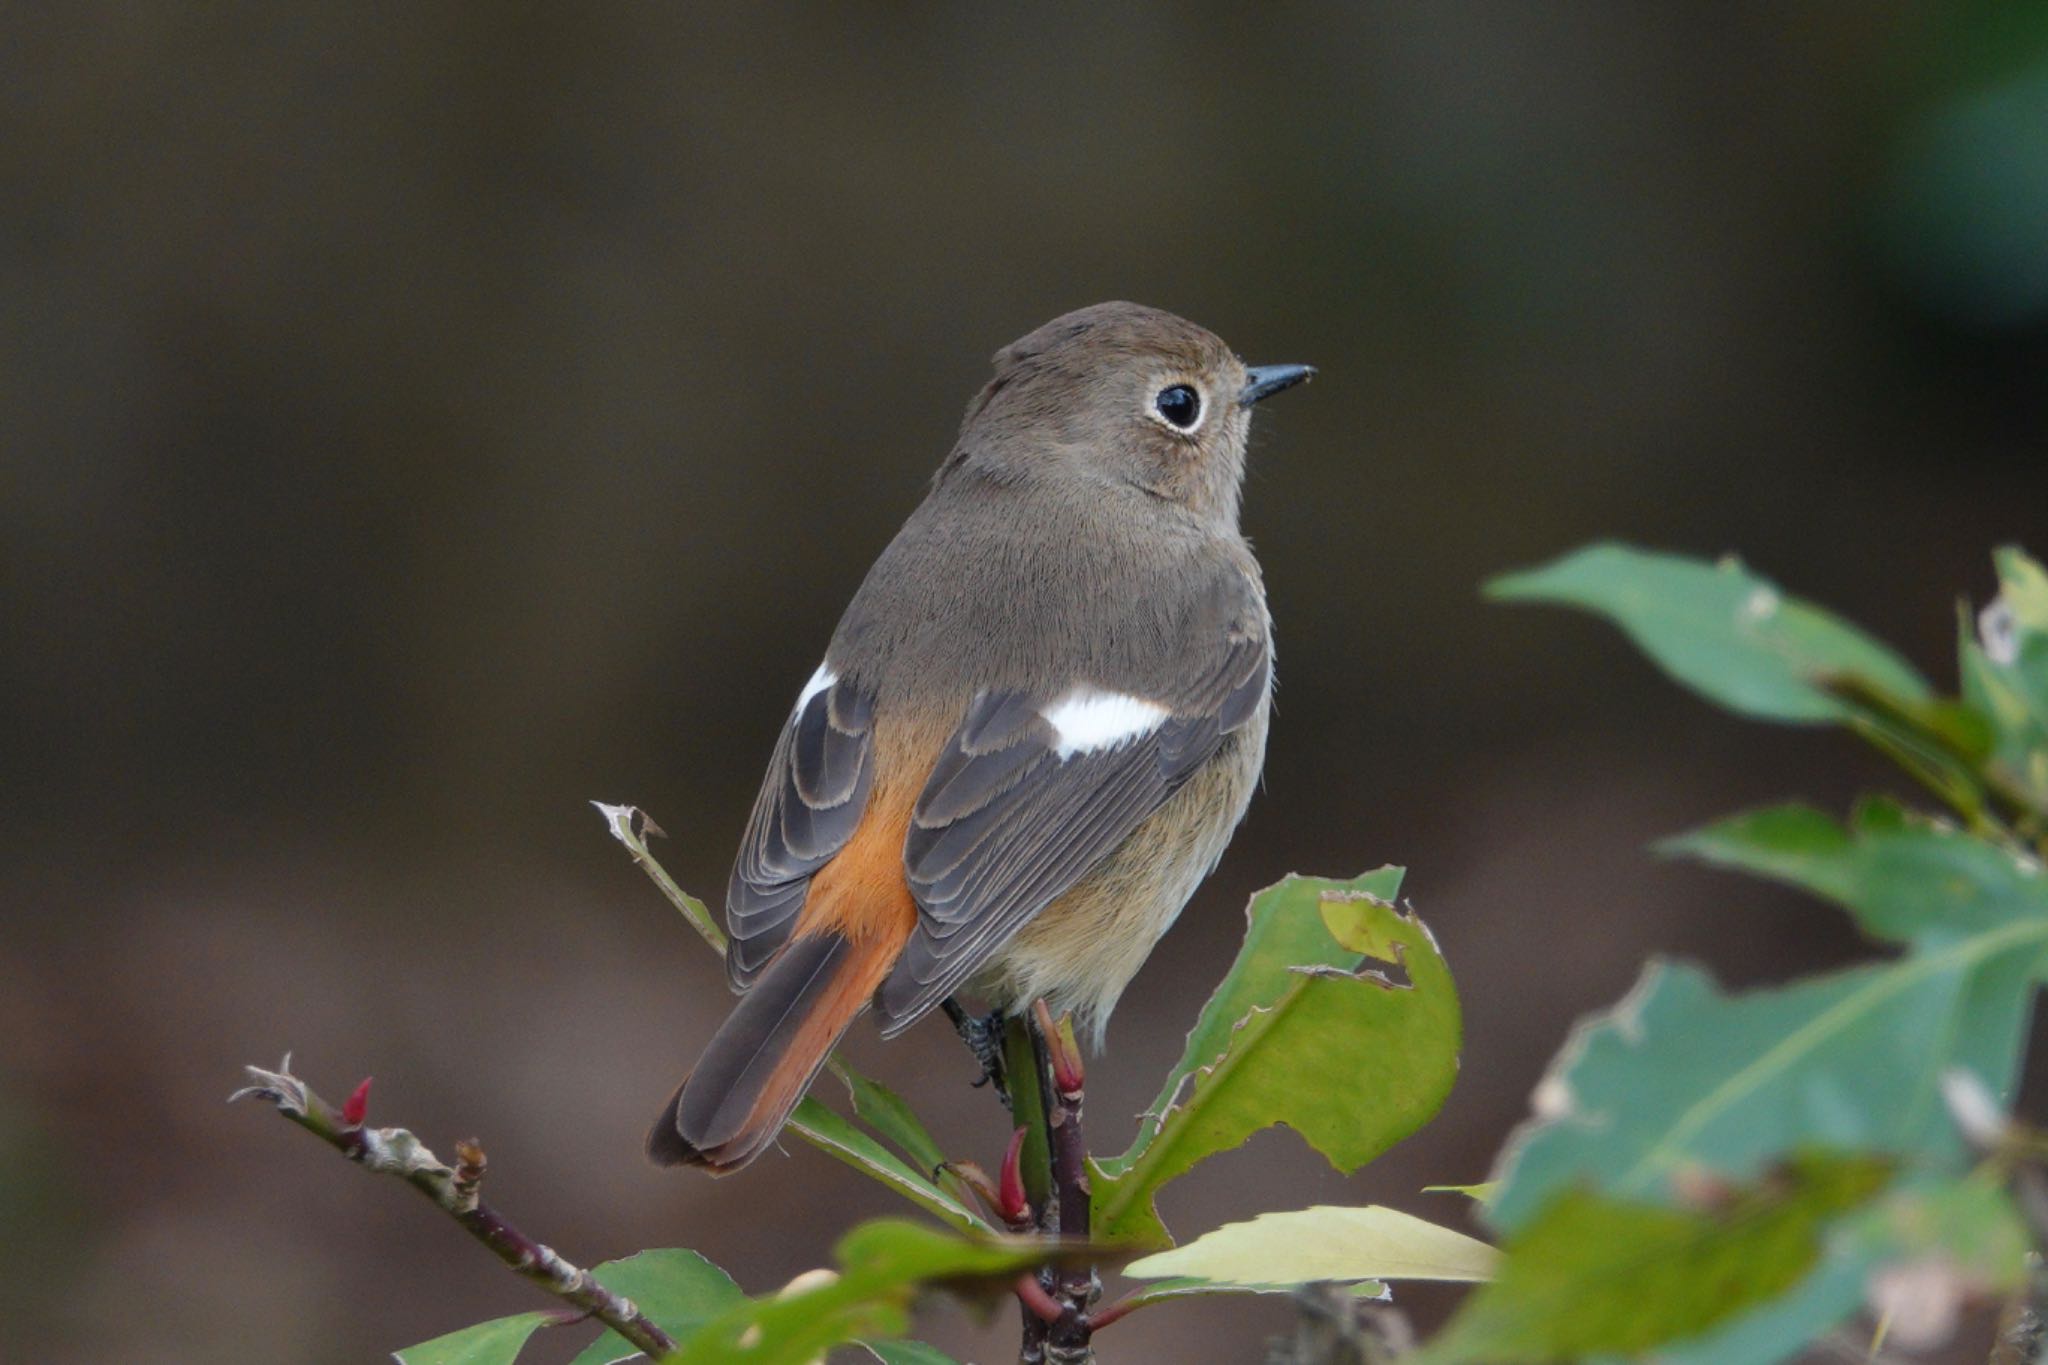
top-left (875, 580), bottom-right (1269, 1034)
top-left (724, 668), bottom-right (877, 988)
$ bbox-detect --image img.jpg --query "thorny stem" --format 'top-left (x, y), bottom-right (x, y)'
top-left (230, 1057), bottom-right (677, 1361)
top-left (1010, 1002), bottom-right (1100, 1365)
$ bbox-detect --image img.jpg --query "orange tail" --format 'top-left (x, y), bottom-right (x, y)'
top-left (647, 926), bottom-right (898, 1171)
top-left (652, 784), bottom-right (918, 1172)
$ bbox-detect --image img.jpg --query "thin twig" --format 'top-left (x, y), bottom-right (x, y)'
top-left (230, 1056), bottom-right (677, 1361)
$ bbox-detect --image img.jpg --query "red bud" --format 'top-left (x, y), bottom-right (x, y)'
top-left (1015, 1273), bottom-right (1064, 1323)
top-left (340, 1076), bottom-right (373, 1128)
top-left (1050, 1017), bottom-right (1085, 1098)
top-left (998, 1125), bottom-right (1031, 1226)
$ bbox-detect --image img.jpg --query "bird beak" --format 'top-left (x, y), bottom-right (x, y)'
top-left (1238, 364), bottom-right (1316, 407)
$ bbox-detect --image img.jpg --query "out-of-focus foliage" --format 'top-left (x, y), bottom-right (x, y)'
top-left (1444, 544), bottom-right (2048, 1362)
top-left (1875, 5), bottom-right (2048, 333)
top-left (1486, 543), bottom-right (1931, 724)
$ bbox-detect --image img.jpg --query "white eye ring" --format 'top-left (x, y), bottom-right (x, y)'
top-left (1147, 381), bottom-right (1206, 434)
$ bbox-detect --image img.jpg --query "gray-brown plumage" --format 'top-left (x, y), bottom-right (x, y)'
top-left (650, 301), bottom-right (1312, 1171)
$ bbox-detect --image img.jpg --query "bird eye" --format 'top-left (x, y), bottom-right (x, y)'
top-left (1153, 384), bottom-right (1202, 430)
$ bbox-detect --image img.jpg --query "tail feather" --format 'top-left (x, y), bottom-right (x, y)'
top-left (647, 929), bottom-right (889, 1172)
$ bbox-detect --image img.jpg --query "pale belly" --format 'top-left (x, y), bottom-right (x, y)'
top-left (971, 708), bottom-right (1269, 1046)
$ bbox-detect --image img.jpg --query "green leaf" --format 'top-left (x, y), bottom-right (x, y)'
top-left (1866, 1172), bottom-right (2031, 1284)
top-left (1649, 1238), bottom-right (1879, 1365)
top-left (563, 1249), bottom-right (745, 1365)
top-left (829, 1061), bottom-right (948, 1179)
top-left (395, 1313), bottom-right (552, 1365)
top-left (1458, 1162), bottom-right (2031, 1365)
top-left (1483, 1172), bottom-right (2031, 1365)
top-left (1427, 1154), bottom-right (1893, 1364)
top-left (1814, 675), bottom-right (2004, 827)
top-left (1661, 800), bottom-right (2048, 942)
top-left (1118, 866), bottom-right (1408, 1160)
top-left (1092, 872), bottom-right (1461, 1246)
top-left (857, 1340), bottom-right (961, 1364)
top-left (1963, 546), bottom-right (2048, 816)
top-left (785, 1098), bottom-right (991, 1235)
top-left (1423, 1183), bottom-right (1500, 1204)
top-left (827, 1061), bottom-right (987, 1234)
top-left (1992, 545), bottom-right (2048, 632)
top-left (1125, 1205), bottom-right (1496, 1287)
top-left (1486, 542), bottom-right (1931, 724)
top-left (1001, 1013), bottom-right (1052, 1214)
top-left (1487, 929), bottom-right (2047, 1233)
top-left (672, 1219), bottom-right (1051, 1365)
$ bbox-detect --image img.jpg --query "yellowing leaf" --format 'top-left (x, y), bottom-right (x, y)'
top-left (1125, 1205), bottom-right (1496, 1287)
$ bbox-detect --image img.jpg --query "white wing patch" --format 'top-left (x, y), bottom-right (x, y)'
top-left (1042, 688), bottom-right (1170, 760)
top-left (794, 662), bottom-right (837, 713)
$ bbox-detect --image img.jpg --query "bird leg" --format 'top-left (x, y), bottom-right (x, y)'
top-left (941, 997), bottom-right (1011, 1105)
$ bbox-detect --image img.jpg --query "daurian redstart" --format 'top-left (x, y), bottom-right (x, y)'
top-left (650, 302), bottom-right (1312, 1171)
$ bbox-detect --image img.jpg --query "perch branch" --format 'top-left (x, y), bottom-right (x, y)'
top-left (1009, 1001), bottom-right (1101, 1364)
top-left (230, 1056), bottom-right (677, 1361)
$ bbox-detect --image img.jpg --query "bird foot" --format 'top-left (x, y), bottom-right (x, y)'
top-left (941, 998), bottom-right (1009, 1105)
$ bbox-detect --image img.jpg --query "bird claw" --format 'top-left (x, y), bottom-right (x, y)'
top-left (942, 999), bottom-right (1009, 1106)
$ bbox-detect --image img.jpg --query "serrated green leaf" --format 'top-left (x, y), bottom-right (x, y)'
top-left (1486, 543), bottom-right (1931, 724)
top-left (1487, 925), bottom-right (2048, 1233)
top-left (563, 1249), bottom-right (745, 1365)
top-left (673, 1220), bottom-right (1050, 1365)
top-left (1116, 866), bottom-right (1408, 1161)
top-left (395, 1312), bottom-right (552, 1365)
top-left (1091, 873), bottom-right (1459, 1246)
top-left (1661, 801), bottom-right (2048, 941)
top-left (1125, 1205), bottom-right (1496, 1287)
top-left (1427, 1154), bottom-right (1893, 1364)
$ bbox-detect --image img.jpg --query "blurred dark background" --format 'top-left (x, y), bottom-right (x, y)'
top-left (6, 5), bottom-right (2048, 1361)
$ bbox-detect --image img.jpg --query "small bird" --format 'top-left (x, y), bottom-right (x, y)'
top-left (650, 302), bottom-right (1312, 1171)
